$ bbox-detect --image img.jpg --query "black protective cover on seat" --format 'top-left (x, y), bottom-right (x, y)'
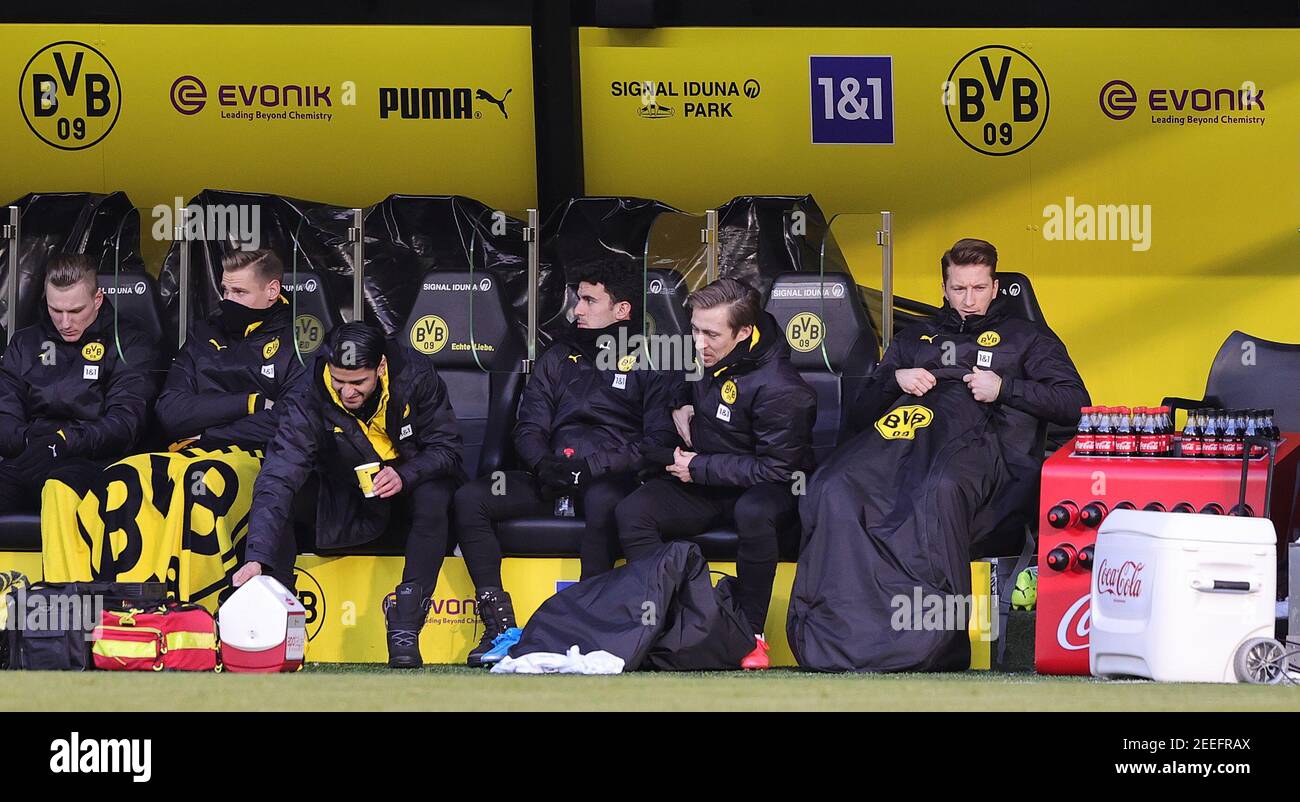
top-left (157, 192), bottom-right (531, 342)
top-left (508, 541), bottom-right (754, 670)
top-left (541, 196), bottom-right (682, 335)
top-left (715, 195), bottom-right (831, 300)
top-left (278, 269), bottom-right (342, 361)
top-left (1, 192), bottom-right (141, 345)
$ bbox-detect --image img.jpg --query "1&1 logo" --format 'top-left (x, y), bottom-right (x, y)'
top-left (944, 45), bottom-right (1048, 156)
top-left (19, 41), bottom-right (121, 151)
top-left (810, 55), bottom-right (894, 144)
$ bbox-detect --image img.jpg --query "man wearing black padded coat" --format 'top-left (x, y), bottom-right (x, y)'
top-left (451, 261), bottom-right (678, 668)
top-left (0, 254), bottom-right (159, 515)
top-left (616, 277), bottom-right (817, 671)
top-left (232, 322), bottom-right (464, 670)
top-left (155, 248), bottom-right (307, 452)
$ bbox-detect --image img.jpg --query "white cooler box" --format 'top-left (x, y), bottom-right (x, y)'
top-left (1090, 509), bottom-right (1276, 683)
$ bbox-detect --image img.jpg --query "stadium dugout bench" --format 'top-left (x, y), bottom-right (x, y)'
top-left (0, 270), bottom-right (1013, 668)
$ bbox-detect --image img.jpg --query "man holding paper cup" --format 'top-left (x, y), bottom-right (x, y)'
top-left (233, 322), bottom-right (464, 668)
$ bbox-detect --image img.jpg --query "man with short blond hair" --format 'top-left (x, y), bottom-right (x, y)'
top-left (0, 253), bottom-right (159, 514)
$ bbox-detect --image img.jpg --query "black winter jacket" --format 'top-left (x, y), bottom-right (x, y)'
top-left (680, 311), bottom-right (817, 487)
top-left (0, 300), bottom-right (159, 459)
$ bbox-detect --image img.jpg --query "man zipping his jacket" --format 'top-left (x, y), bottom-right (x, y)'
top-left (616, 277), bottom-right (817, 671)
top-left (846, 237), bottom-right (1089, 552)
top-left (232, 322), bottom-right (464, 669)
top-left (155, 249), bottom-right (308, 451)
top-left (452, 260), bottom-right (678, 667)
top-left (0, 254), bottom-right (159, 514)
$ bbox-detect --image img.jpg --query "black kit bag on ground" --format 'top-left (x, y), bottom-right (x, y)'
top-left (4, 581), bottom-right (166, 671)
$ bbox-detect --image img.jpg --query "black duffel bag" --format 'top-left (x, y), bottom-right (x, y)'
top-left (4, 581), bottom-right (167, 671)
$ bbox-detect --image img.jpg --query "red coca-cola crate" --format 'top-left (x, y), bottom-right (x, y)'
top-left (1034, 434), bottom-right (1300, 675)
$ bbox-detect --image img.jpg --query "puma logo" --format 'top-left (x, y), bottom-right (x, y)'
top-left (47, 443), bottom-right (58, 459)
top-left (209, 339), bottom-right (228, 351)
top-left (567, 354), bottom-right (581, 363)
top-left (920, 335), bottom-right (937, 343)
top-left (570, 471), bottom-right (582, 485)
top-left (475, 88), bottom-right (511, 119)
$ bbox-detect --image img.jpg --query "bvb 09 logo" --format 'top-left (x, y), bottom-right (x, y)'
top-left (945, 45), bottom-right (1048, 156)
top-left (19, 41), bottom-right (121, 151)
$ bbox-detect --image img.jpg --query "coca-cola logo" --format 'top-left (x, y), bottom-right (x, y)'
top-left (1056, 593), bottom-right (1090, 651)
top-left (1097, 559), bottom-right (1145, 599)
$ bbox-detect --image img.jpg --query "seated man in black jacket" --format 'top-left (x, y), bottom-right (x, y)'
top-left (452, 261), bottom-right (677, 668)
top-left (155, 248), bottom-right (307, 452)
top-left (616, 277), bottom-right (817, 671)
top-left (847, 237), bottom-right (1088, 553)
top-left (0, 254), bottom-right (159, 515)
top-left (232, 322), bottom-right (464, 669)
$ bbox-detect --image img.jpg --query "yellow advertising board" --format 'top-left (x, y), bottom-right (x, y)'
top-left (0, 550), bottom-right (996, 669)
top-left (579, 27), bottom-right (1300, 405)
top-left (0, 24), bottom-right (537, 265)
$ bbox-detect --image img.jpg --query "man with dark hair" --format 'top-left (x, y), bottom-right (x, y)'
top-left (232, 322), bottom-right (464, 669)
top-left (615, 276), bottom-right (816, 670)
top-left (156, 248), bottom-right (306, 450)
top-left (450, 260), bottom-right (678, 667)
top-left (0, 253), bottom-right (159, 514)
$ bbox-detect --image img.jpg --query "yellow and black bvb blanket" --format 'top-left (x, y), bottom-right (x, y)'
top-left (41, 446), bottom-right (263, 612)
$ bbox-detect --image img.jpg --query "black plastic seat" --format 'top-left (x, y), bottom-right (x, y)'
top-left (402, 269), bottom-right (525, 479)
top-left (0, 514), bottom-right (41, 551)
top-left (493, 519), bottom-right (800, 562)
top-left (1163, 330), bottom-right (1300, 433)
top-left (764, 271), bottom-right (880, 465)
top-left (97, 270), bottom-right (170, 359)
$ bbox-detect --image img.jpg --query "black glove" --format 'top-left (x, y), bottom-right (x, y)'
top-left (534, 456), bottom-right (571, 489)
top-left (26, 434), bottom-right (64, 462)
top-left (538, 456), bottom-right (592, 490)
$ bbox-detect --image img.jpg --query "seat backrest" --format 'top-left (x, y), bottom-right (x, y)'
top-left (402, 270), bottom-right (526, 478)
top-left (97, 271), bottom-right (169, 359)
top-left (765, 271), bottom-right (880, 463)
top-left (994, 271), bottom-right (1044, 323)
top-left (280, 269), bottom-right (342, 362)
top-left (1205, 331), bottom-right (1300, 433)
top-left (643, 268), bottom-right (692, 337)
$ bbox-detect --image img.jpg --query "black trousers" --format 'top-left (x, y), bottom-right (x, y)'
top-left (616, 478), bottom-right (798, 635)
top-left (0, 450), bottom-right (105, 515)
top-left (395, 476), bottom-right (459, 600)
top-left (453, 470), bottom-right (638, 586)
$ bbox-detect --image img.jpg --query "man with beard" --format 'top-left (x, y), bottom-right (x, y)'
top-left (233, 322), bottom-right (464, 669)
top-left (451, 261), bottom-right (677, 667)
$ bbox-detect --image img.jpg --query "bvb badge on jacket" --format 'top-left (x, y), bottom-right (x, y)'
top-left (875, 405), bottom-right (934, 441)
top-left (263, 338), bottom-right (281, 360)
top-left (617, 354), bottom-right (637, 372)
top-left (721, 379), bottom-right (738, 405)
top-left (977, 331), bottom-right (1001, 347)
top-left (81, 342), bottom-right (105, 362)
